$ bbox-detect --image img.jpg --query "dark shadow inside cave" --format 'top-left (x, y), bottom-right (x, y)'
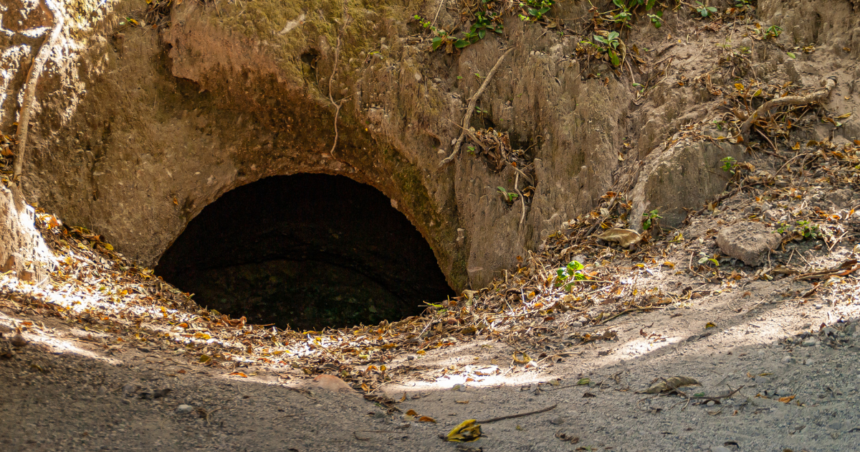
top-left (155, 174), bottom-right (454, 330)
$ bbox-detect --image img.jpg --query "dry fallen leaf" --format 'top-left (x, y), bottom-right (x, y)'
top-left (779, 395), bottom-right (796, 403)
top-left (228, 372), bottom-right (248, 378)
top-left (642, 376), bottom-right (701, 394)
top-left (445, 419), bottom-right (482, 442)
top-left (596, 228), bottom-right (641, 248)
top-left (418, 416), bottom-right (436, 423)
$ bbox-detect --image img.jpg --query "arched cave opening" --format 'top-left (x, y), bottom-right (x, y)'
top-left (155, 174), bottom-right (455, 331)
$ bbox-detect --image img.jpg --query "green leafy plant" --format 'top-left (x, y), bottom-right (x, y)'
top-left (695, 1), bottom-right (718, 17)
top-left (698, 253), bottom-right (720, 267)
top-left (413, 14), bottom-right (432, 29)
top-left (497, 186), bottom-right (519, 203)
top-left (642, 209), bottom-right (662, 230)
top-left (555, 260), bottom-right (586, 289)
top-left (610, 0), bottom-right (661, 29)
top-left (720, 156), bottom-right (737, 174)
top-left (593, 31), bottom-right (622, 67)
top-left (777, 220), bottom-right (823, 240)
top-left (648, 11), bottom-right (664, 28)
top-left (765, 25), bottom-right (782, 39)
top-left (795, 220), bottom-right (822, 240)
top-left (420, 4), bottom-right (504, 53)
top-left (518, 0), bottom-right (556, 21)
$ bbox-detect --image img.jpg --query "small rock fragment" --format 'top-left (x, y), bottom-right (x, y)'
top-left (715, 222), bottom-right (782, 266)
top-left (313, 374), bottom-right (355, 393)
top-left (175, 404), bottom-right (194, 414)
top-left (801, 338), bottom-right (819, 347)
top-left (123, 384), bottom-right (140, 397)
top-left (10, 332), bottom-right (27, 347)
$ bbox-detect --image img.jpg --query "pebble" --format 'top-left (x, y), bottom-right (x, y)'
top-left (122, 384), bottom-right (140, 397)
top-left (801, 338), bottom-right (819, 347)
top-left (175, 404), bottom-right (194, 414)
top-left (781, 356), bottom-right (795, 364)
top-left (775, 387), bottom-right (792, 397)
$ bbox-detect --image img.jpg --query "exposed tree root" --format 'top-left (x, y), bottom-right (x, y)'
top-left (327, 4), bottom-right (352, 157)
top-left (13, 0), bottom-right (64, 183)
top-left (476, 403), bottom-right (557, 424)
top-left (739, 76), bottom-right (837, 142)
top-left (439, 48), bottom-right (513, 168)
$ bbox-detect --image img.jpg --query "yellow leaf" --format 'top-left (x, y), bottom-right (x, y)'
top-left (734, 83), bottom-right (745, 91)
top-left (406, 409), bottom-right (418, 416)
top-left (194, 332), bottom-right (211, 340)
top-left (102, 243), bottom-right (114, 251)
top-left (228, 372), bottom-right (248, 378)
top-left (662, 261), bottom-right (675, 268)
top-left (416, 350), bottom-right (426, 355)
top-left (446, 419), bottom-right (482, 442)
top-left (199, 354), bottom-right (211, 363)
top-left (705, 322), bottom-right (716, 329)
top-left (836, 112), bottom-right (853, 120)
top-left (752, 89), bottom-right (762, 97)
top-left (779, 395), bottom-right (796, 403)
top-left (512, 352), bottom-right (531, 364)
top-left (792, 142), bottom-right (801, 150)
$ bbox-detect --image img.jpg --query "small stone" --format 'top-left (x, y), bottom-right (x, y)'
top-left (801, 337), bottom-right (819, 347)
top-left (175, 404), bottom-right (194, 414)
top-left (153, 388), bottom-right (171, 399)
top-left (10, 333), bottom-right (27, 348)
top-left (138, 388), bottom-right (154, 400)
top-left (754, 376), bottom-right (771, 384)
top-left (407, 355), bottom-right (416, 361)
top-left (549, 416), bottom-right (565, 425)
top-left (123, 384), bottom-right (140, 397)
top-left (781, 356), bottom-right (795, 364)
top-left (716, 222), bottom-right (782, 266)
top-left (776, 387), bottom-right (792, 397)
top-left (706, 400), bottom-right (716, 407)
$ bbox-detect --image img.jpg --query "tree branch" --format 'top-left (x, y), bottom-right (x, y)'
top-left (740, 76), bottom-right (837, 142)
top-left (439, 48), bottom-right (513, 167)
top-left (13, 0), bottom-right (64, 183)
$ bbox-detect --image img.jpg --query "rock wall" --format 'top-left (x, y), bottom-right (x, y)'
top-left (6, 0), bottom-right (859, 290)
top-left (0, 186), bottom-right (54, 282)
top-left (7, 0), bottom-right (631, 290)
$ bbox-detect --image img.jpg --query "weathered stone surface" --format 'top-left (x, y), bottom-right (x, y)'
top-left (630, 139), bottom-right (745, 231)
top-left (15, 0), bottom-right (629, 290)
top-left (716, 222), bottom-right (782, 266)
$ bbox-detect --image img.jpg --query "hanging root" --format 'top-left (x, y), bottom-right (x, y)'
top-left (439, 48), bottom-right (514, 168)
top-left (13, 0), bottom-right (64, 183)
top-left (739, 76), bottom-right (837, 142)
top-left (327, 2), bottom-right (352, 157)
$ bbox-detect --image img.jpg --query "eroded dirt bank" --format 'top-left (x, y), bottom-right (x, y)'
top-left (3, 0), bottom-right (860, 450)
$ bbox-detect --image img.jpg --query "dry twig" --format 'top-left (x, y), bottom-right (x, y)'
top-left (440, 48), bottom-right (514, 167)
top-left (476, 404), bottom-right (557, 423)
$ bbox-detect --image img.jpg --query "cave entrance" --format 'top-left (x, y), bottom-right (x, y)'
top-left (155, 174), bottom-right (454, 331)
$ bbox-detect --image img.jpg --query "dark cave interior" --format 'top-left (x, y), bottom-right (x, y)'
top-left (155, 174), bottom-right (454, 330)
